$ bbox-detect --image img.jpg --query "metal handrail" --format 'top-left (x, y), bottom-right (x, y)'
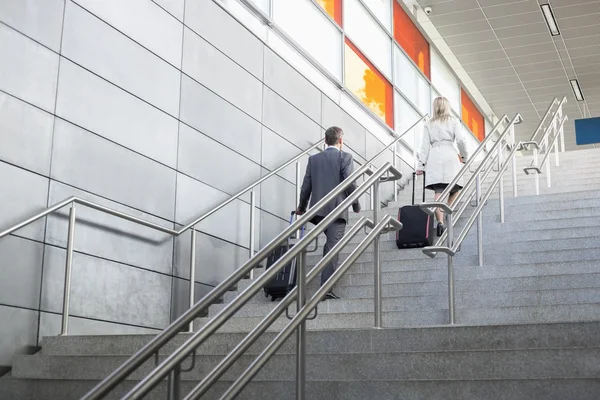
top-left (0, 138), bottom-right (327, 336)
top-left (217, 215), bottom-right (401, 400)
top-left (528, 97), bottom-right (566, 144)
top-left (83, 161), bottom-right (402, 399)
top-left (185, 216), bottom-right (376, 399)
top-left (417, 97), bottom-right (568, 325)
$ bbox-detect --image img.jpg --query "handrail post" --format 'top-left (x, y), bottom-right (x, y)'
top-left (554, 117), bottom-right (560, 167)
top-left (446, 212), bottom-right (455, 325)
top-left (249, 189), bottom-right (257, 279)
top-left (533, 148), bottom-right (540, 195)
top-left (498, 148), bottom-right (505, 223)
top-left (295, 162), bottom-right (302, 239)
top-left (393, 146), bottom-right (398, 203)
top-left (510, 125), bottom-right (518, 198)
top-left (61, 203), bottom-right (77, 336)
top-left (189, 227), bottom-right (197, 333)
top-left (167, 366), bottom-right (181, 400)
top-left (373, 179), bottom-right (382, 329)
top-left (546, 151), bottom-right (552, 188)
top-left (476, 174), bottom-right (483, 267)
top-left (295, 249), bottom-right (307, 400)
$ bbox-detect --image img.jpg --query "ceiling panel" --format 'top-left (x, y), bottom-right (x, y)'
top-left (480, 1), bottom-right (539, 18)
top-left (451, 40), bottom-right (504, 56)
top-left (493, 23), bottom-right (548, 40)
top-left (559, 14), bottom-right (600, 30)
top-left (437, 20), bottom-right (491, 36)
top-left (463, 58), bottom-right (512, 72)
top-left (418, 0), bottom-right (599, 145)
top-left (552, 3), bottom-right (600, 18)
top-left (488, 11), bottom-right (541, 29)
top-left (429, 9), bottom-right (486, 27)
top-left (500, 33), bottom-right (553, 48)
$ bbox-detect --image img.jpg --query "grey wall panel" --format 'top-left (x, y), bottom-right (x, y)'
top-left (0, 23), bottom-right (59, 112)
top-left (62, 2), bottom-right (181, 117)
top-left (41, 246), bottom-right (171, 329)
top-left (263, 87), bottom-right (321, 150)
top-left (261, 126), bottom-right (306, 184)
top-left (170, 278), bottom-right (212, 321)
top-left (184, 0), bottom-right (263, 80)
top-left (0, 306), bottom-right (38, 365)
top-left (0, 236), bottom-right (44, 310)
top-left (0, 161), bottom-right (49, 242)
top-left (182, 28), bottom-right (262, 121)
top-left (45, 181), bottom-right (174, 275)
top-left (321, 95), bottom-right (367, 158)
top-left (50, 119), bottom-right (177, 221)
top-left (263, 48), bottom-right (322, 123)
top-left (0, 92), bottom-right (53, 176)
top-left (260, 175), bottom-right (296, 221)
top-left (177, 123), bottom-right (261, 198)
top-left (0, 0), bottom-right (65, 51)
top-left (179, 76), bottom-right (261, 164)
top-left (152, 0), bottom-right (184, 21)
top-left (55, 60), bottom-right (179, 168)
top-left (174, 230), bottom-right (249, 285)
top-left (73, 0), bottom-right (183, 67)
top-left (38, 312), bottom-right (159, 339)
top-left (175, 173), bottom-right (251, 248)
top-left (259, 211), bottom-right (287, 249)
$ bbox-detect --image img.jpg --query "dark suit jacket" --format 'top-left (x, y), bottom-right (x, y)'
top-left (298, 147), bottom-right (361, 224)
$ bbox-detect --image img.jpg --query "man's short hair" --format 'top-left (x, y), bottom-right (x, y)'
top-left (325, 126), bottom-right (344, 146)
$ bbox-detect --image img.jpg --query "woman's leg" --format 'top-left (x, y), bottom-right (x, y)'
top-left (433, 192), bottom-right (444, 224)
top-left (448, 190), bottom-right (460, 208)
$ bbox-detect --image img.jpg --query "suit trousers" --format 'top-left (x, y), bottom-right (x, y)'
top-left (320, 219), bottom-right (347, 286)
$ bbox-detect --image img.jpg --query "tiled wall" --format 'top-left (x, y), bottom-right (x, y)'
top-left (0, 0), bottom-right (404, 365)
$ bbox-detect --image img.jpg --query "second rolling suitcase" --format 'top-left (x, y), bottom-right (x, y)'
top-left (396, 172), bottom-right (434, 249)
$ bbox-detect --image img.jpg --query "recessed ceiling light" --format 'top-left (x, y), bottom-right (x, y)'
top-left (540, 4), bottom-right (560, 36)
top-left (570, 79), bottom-right (585, 101)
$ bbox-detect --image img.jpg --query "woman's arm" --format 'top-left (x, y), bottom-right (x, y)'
top-left (417, 124), bottom-right (431, 173)
top-left (454, 120), bottom-right (469, 162)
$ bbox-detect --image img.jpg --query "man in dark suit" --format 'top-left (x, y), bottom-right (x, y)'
top-left (296, 126), bottom-right (361, 300)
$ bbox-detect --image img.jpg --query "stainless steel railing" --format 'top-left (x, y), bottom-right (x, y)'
top-left (417, 97), bottom-right (568, 325)
top-left (0, 139), bottom-right (324, 335)
top-left (523, 97), bottom-right (568, 195)
top-left (82, 161), bottom-right (402, 400)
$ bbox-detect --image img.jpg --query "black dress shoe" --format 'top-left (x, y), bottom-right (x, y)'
top-left (437, 222), bottom-right (445, 236)
top-left (324, 292), bottom-right (340, 300)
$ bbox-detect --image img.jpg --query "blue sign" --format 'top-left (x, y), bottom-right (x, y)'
top-left (575, 117), bottom-right (600, 145)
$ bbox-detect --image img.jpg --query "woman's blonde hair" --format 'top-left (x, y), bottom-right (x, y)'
top-left (431, 97), bottom-right (451, 123)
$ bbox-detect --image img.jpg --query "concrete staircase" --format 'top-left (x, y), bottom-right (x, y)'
top-left (4, 148), bottom-right (600, 399)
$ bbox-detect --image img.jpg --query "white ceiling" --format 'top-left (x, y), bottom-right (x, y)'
top-left (416, 0), bottom-right (600, 150)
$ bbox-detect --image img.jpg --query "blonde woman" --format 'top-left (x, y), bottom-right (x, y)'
top-left (416, 97), bottom-right (469, 236)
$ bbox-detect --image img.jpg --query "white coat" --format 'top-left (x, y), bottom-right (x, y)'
top-left (417, 117), bottom-right (469, 188)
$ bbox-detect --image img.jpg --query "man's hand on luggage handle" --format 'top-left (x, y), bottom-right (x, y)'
top-left (295, 208), bottom-right (305, 216)
top-left (416, 170), bottom-right (424, 175)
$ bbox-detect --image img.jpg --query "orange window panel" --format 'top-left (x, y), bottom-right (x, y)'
top-left (315, 0), bottom-right (342, 26)
top-left (344, 39), bottom-right (394, 128)
top-left (393, 1), bottom-right (430, 79)
top-left (461, 88), bottom-right (485, 141)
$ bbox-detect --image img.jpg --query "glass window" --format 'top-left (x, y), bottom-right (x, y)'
top-left (344, 39), bottom-right (394, 128)
top-left (394, 90), bottom-right (423, 151)
top-left (273, 0), bottom-right (342, 80)
top-left (362, 0), bottom-right (392, 31)
top-left (344, 0), bottom-right (392, 79)
top-left (394, 45), bottom-right (430, 115)
top-left (393, 1), bottom-right (430, 79)
top-left (314, 0), bottom-right (342, 25)
top-left (461, 88), bottom-right (485, 141)
top-left (430, 50), bottom-right (460, 114)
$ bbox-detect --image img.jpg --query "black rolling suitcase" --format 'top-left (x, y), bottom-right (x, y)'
top-left (263, 212), bottom-right (304, 301)
top-left (396, 172), bottom-right (434, 249)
